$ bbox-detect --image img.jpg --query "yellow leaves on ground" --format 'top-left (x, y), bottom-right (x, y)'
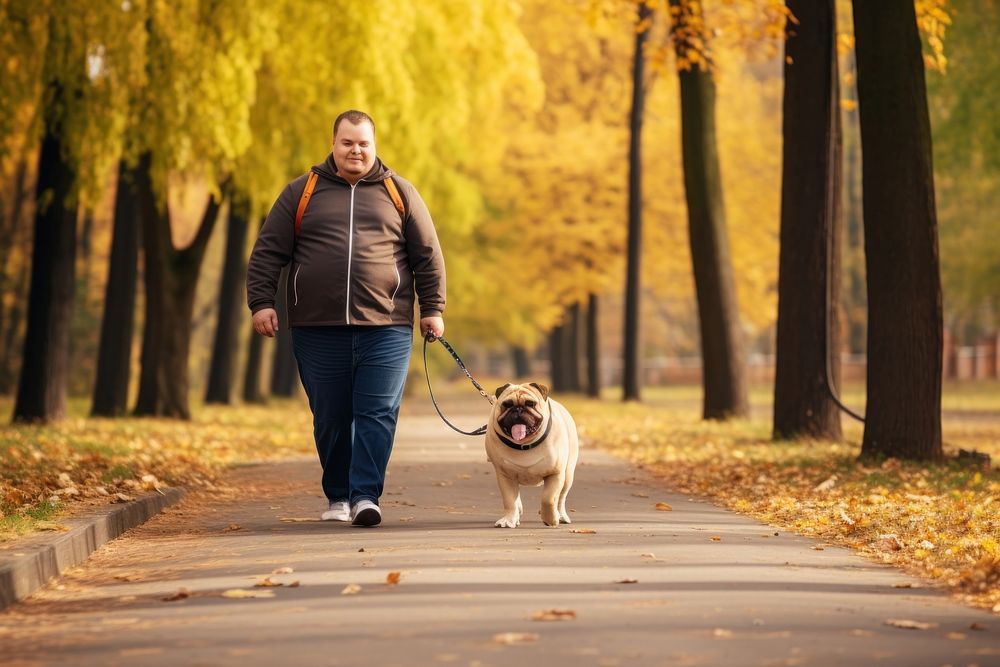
top-left (567, 383), bottom-right (1000, 613)
top-left (0, 398), bottom-right (313, 540)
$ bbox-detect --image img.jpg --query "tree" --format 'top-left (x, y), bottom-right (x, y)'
top-left (13, 70), bottom-right (78, 422)
top-left (772, 0), bottom-right (843, 440)
top-left (623, 0), bottom-right (652, 402)
top-left (91, 161), bottom-right (140, 416)
top-left (669, 0), bottom-right (748, 419)
top-left (205, 194), bottom-right (251, 404)
top-left (853, 0), bottom-right (943, 460)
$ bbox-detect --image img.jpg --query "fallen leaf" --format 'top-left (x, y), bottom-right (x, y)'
top-left (615, 578), bottom-right (639, 584)
top-left (641, 552), bottom-right (656, 559)
top-left (113, 493), bottom-right (133, 503)
top-left (280, 517), bottom-right (319, 523)
top-left (874, 534), bottom-right (903, 552)
top-left (631, 492), bottom-right (649, 498)
top-left (814, 475), bottom-right (837, 492)
top-left (162, 588), bottom-right (190, 602)
top-left (254, 577), bottom-right (283, 587)
top-left (892, 582), bottom-right (914, 589)
top-left (531, 609), bottom-right (576, 621)
top-left (655, 502), bottom-right (673, 511)
top-left (287, 581), bottom-right (300, 587)
top-left (386, 571), bottom-right (402, 585)
top-left (492, 632), bottom-right (539, 645)
top-left (272, 567), bottom-right (294, 574)
top-left (918, 540), bottom-right (936, 550)
top-left (221, 589), bottom-right (275, 599)
top-left (970, 623), bottom-right (987, 631)
top-left (225, 523), bottom-right (241, 532)
top-left (710, 536), bottom-right (722, 542)
top-left (945, 632), bottom-right (966, 640)
top-left (570, 528), bottom-right (597, 534)
top-left (811, 546), bottom-right (825, 551)
top-left (884, 619), bottom-right (938, 630)
top-left (341, 584), bottom-right (362, 595)
top-left (36, 522), bottom-right (69, 532)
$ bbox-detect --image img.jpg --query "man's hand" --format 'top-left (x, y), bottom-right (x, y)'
top-left (253, 308), bottom-right (279, 337)
top-left (420, 315), bottom-right (444, 341)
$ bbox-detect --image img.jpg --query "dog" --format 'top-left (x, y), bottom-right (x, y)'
top-left (484, 382), bottom-right (579, 528)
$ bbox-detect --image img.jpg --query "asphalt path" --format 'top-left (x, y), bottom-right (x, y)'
top-left (0, 408), bottom-right (996, 667)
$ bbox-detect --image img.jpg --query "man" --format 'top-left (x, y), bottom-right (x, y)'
top-left (246, 110), bottom-right (445, 527)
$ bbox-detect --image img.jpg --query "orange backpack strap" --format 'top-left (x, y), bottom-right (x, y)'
top-left (383, 176), bottom-right (406, 222)
top-left (294, 171), bottom-right (319, 238)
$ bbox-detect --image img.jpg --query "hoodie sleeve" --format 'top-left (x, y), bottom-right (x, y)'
top-left (246, 181), bottom-right (297, 314)
top-left (401, 181), bottom-right (446, 318)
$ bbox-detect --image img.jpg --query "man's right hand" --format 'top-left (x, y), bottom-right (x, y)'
top-left (252, 308), bottom-right (279, 337)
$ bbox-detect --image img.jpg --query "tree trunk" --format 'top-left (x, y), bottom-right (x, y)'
top-left (12, 98), bottom-right (78, 423)
top-left (853, 1), bottom-right (943, 461)
top-left (549, 323), bottom-right (567, 392)
top-left (242, 326), bottom-right (266, 403)
top-left (91, 160), bottom-right (140, 416)
top-left (586, 293), bottom-right (601, 398)
top-left (0, 157), bottom-right (31, 395)
top-left (671, 0), bottom-right (749, 420)
top-left (511, 345), bottom-right (531, 378)
top-left (772, 0), bottom-right (843, 440)
top-left (566, 302), bottom-right (582, 393)
top-left (270, 266), bottom-right (298, 397)
top-left (134, 153), bottom-right (226, 418)
top-left (205, 194), bottom-right (250, 404)
top-left (623, 1), bottom-right (651, 402)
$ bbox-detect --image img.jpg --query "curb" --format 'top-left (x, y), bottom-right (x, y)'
top-left (0, 487), bottom-right (186, 610)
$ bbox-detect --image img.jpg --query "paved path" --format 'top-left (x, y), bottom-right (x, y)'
top-left (0, 410), bottom-right (996, 666)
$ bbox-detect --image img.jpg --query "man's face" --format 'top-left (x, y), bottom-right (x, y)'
top-left (332, 120), bottom-right (376, 183)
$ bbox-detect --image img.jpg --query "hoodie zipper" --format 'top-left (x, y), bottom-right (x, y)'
top-left (345, 183), bottom-right (358, 323)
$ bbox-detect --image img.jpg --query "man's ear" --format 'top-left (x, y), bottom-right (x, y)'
top-left (494, 383), bottom-right (511, 399)
top-left (528, 382), bottom-right (550, 400)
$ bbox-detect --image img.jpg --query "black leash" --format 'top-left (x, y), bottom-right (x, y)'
top-left (423, 334), bottom-right (494, 436)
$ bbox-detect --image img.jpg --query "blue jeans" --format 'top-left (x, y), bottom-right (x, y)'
top-left (291, 325), bottom-right (412, 505)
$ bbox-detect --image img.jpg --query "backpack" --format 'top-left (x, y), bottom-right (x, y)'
top-left (294, 171), bottom-right (406, 238)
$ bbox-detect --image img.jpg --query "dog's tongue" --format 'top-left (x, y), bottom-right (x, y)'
top-left (511, 424), bottom-right (528, 442)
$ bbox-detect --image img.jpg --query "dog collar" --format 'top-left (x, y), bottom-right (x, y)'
top-left (494, 400), bottom-right (553, 451)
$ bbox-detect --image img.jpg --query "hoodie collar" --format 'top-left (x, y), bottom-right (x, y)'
top-left (313, 154), bottom-right (392, 184)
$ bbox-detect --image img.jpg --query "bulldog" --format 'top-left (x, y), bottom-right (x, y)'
top-left (485, 382), bottom-right (579, 528)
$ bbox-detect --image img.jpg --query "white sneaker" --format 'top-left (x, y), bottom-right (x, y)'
top-left (351, 500), bottom-right (382, 527)
top-left (321, 500), bottom-right (350, 521)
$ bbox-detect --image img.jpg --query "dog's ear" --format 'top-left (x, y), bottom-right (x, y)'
top-left (528, 382), bottom-right (550, 400)
top-left (494, 383), bottom-right (511, 399)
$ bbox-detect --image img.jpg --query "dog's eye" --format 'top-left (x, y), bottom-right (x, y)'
top-left (502, 400), bottom-right (514, 409)
top-left (524, 400), bottom-right (536, 408)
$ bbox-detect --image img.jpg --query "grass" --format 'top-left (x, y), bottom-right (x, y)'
top-left (0, 396), bottom-right (314, 541)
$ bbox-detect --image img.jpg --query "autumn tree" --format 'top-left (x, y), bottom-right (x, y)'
top-left (6, 3), bottom-right (136, 422)
top-left (668, 0), bottom-right (748, 419)
top-left (772, 0), bottom-right (843, 440)
top-left (623, 0), bottom-right (653, 401)
top-left (853, 0), bottom-right (943, 460)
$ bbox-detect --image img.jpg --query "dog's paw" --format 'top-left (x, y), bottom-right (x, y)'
top-left (495, 515), bottom-right (520, 528)
top-left (559, 512), bottom-right (572, 524)
top-left (540, 506), bottom-right (559, 527)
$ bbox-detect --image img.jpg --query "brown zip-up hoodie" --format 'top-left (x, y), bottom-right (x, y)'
top-left (246, 155), bottom-right (445, 327)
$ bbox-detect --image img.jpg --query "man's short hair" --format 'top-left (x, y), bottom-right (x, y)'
top-left (333, 110), bottom-right (375, 136)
